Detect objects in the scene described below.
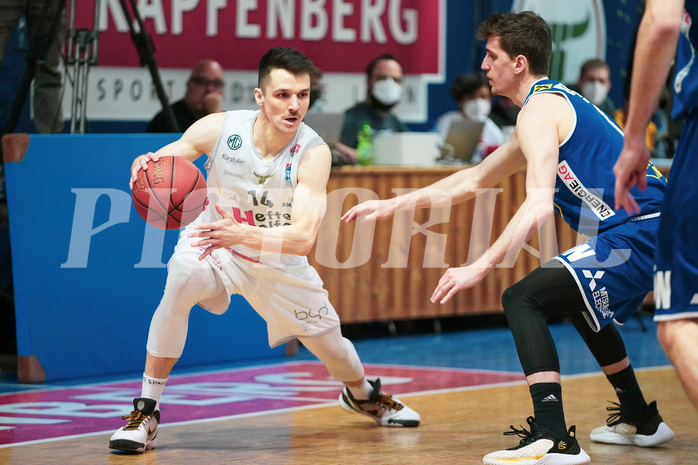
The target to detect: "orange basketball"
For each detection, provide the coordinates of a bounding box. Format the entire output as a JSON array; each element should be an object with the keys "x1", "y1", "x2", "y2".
[{"x1": 132, "y1": 156, "x2": 207, "y2": 229}]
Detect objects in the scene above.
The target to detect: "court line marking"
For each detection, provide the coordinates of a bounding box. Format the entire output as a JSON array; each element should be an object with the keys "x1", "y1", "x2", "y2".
[
  {"x1": 0, "y1": 360, "x2": 525, "y2": 396},
  {"x1": 0, "y1": 365, "x2": 675, "y2": 449}
]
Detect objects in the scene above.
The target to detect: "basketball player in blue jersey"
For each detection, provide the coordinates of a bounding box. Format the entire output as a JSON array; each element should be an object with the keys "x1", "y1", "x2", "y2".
[
  {"x1": 109, "y1": 47, "x2": 420, "y2": 453},
  {"x1": 615, "y1": 0, "x2": 698, "y2": 412},
  {"x1": 344, "y1": 11, "x2": 674, "y2": 464}
]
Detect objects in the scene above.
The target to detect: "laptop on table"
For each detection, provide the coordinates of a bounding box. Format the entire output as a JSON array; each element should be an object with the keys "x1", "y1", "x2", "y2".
[
  {"x1": 302, "y1": 112, "x2": 344, "y2": 145},
  {"x1": 440, "y1": 119, "x2": 485, "y2": 163}
]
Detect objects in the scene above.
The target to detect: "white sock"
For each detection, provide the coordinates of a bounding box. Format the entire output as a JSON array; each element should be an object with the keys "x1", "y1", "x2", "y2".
[
  {"x1": 347, "y1": 380, "x2": 373, "y2": 401},
  {"x1": 141, "y1": 373, "x2": 168, "y2": 410}
]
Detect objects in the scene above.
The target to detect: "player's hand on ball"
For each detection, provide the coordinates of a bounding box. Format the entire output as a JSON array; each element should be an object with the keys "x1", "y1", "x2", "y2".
[
  {"x1": 130, "y1": 152, "x2": 160, "y2": 189},
  {"x1": 189, "y1": 204, "x2": 244, "y2": 260}
]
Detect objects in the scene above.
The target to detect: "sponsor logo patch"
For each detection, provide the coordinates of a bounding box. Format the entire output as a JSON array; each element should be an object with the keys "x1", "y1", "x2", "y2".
[
  {"x1": 227, "y1": 134, "x2": 243, "y2": 150},
  {"x1": 558, "y1": 161, "x2": 615, "y2": 221}
]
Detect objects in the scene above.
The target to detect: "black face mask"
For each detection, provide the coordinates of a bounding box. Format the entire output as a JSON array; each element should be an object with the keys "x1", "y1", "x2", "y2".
[{"x1": 309, "y1": 88, "x2": 322, "y2": 109}]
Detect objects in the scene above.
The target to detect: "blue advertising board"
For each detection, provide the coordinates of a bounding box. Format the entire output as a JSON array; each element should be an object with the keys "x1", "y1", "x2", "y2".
[{"x1": 4, "y1": 134, "x2": 286, "y2": 382}]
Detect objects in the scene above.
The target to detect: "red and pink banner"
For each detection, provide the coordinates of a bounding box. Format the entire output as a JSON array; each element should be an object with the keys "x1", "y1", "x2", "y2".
[{"x1": 77, "y1": 0, "x2": 442, "y2": 75}]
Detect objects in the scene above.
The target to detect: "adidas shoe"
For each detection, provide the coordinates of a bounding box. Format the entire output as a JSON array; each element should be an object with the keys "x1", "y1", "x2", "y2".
[
  {"x1": 483, "y1": 416, "x2": 590, "y2": 465},
  {"x1": 339, "y1": 378, "x2": 420, "y2": 427},
  {"x1": 590, "y1": 400, "x2": 674, "y2": 447},
  {"x1": 109, "y1": 398, "x2": 160, "y2": 452}
]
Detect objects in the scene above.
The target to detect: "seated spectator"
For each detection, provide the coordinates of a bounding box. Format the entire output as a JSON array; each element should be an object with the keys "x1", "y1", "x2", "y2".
[
  {"x1": 571, "y1": 58, "x2": 616, "y2": 117},
  {"x1": 146, "y1": 59, "x2": 224, "y2": 133},
  {"x1": 335, "y1": 53, "x2": 407, "y2": 165},
  {"x1": 436, "y1": 73, "x2": 505, "y2": 160}
]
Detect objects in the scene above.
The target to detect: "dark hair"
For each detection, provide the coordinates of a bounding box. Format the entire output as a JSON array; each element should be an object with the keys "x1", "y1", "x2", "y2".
[
  {"x1": 450, "y1": 73, "x2": 490, "y2": 101},
  {"x1": 476, "y1": 11, "x2": 552, "y2": 76},
  {"x1": 366, "y1": 53, "x2": 402, "y2": 79},
  {"x1": 258, "y1": 47, "x2": 316, "y2": 88},
  {"x1": 579, "y1": 58, "x2": 609, "y2": 78}
]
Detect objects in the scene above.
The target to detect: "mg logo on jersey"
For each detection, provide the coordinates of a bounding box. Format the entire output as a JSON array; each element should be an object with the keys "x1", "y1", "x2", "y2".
[
  {"x1": 227, "y1": 135, "x2": 243, "y2": 150},
  {"x1": 513, "y1": 0, "x2": 606, "y2": 83}
]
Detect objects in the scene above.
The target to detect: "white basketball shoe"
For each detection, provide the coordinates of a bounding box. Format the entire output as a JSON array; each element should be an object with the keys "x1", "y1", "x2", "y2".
[{"x1": 109, "y1": 397, "x2": 160, "y2": 452}]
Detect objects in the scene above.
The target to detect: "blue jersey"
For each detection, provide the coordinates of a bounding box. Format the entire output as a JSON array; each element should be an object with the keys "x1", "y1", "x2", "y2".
[
  {"x1": 654, "y1": 0, "x2": 698, "y2": 319},
  {"x1": 522, "y1": 79, "x2": 666, "y2": 236},
  {"x1": 672, "y1": 0, "x2": 698, "y2": 120}
]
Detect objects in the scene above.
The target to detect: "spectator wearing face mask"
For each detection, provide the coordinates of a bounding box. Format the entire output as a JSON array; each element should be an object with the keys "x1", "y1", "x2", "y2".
[
  {"x1": 572, "y1": 58, "x2": 616, "y2": 117},
  {"x1": 335, "y1": 53, "x2": 408, "y2": 164},
  {"x1": 436, "y1": 73, "x2": 505, "y2": 160}
]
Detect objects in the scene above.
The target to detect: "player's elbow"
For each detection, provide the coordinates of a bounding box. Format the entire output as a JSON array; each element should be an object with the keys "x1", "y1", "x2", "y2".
[
  {"x1": 647, "y1": 11, "x2": 681, "y2": 41},
  {"x1": 295, "y1": 238, "x2": 316, "y2": 256},
  {"x1": 291, "y1": 229, "x2": 319, "y2": 256}
]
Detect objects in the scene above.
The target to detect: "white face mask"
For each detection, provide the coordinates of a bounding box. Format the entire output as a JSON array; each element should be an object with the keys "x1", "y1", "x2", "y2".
[
  {"x1": 581, "y1": 81, "x2": 609, "y2": 106},
  {"x1": 371, "y1": 78, "x2": 403, "y2": 106},
  {"x1": 463, "y1": 98, "x2": 491, "y2": 121}
]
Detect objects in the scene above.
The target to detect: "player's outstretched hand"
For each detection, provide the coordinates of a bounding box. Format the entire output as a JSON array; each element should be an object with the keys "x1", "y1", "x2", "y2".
[
  {"x1": 613, "y1": 139, "x2": 650, "y2": 215},
  {"x1": 130, "y1": 152, "x2": 160, "y2": 189},
  {"x1": 341, "y1": 199, "x2": 396, "y2": 223},
  {"x1": 431, "y1": 264, "x2": 489, "y2": 304},
  {"x1": 189, "y1": 203, "x2": 243, "y2": 260}
]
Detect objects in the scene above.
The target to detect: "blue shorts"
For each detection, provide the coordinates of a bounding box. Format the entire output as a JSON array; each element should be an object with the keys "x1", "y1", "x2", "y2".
[
  {"x1": 654, "y1": 114, "x2": 698, "y2": 321},
  {"x1": 553, "y1": 216, "x2": 659, "y2": 331}
]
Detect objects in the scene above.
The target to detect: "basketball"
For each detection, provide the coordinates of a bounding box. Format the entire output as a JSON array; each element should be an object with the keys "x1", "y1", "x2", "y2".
[{"x1": 132, "y1": 155, "x2": 207, "y2": 229}]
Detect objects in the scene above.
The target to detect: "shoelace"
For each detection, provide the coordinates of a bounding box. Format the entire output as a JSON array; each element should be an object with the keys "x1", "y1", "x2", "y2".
[
  {"x1": 376, "y1": 393, "x2": 404, "y2": 412},
  {"x1": 503, "y1": 423, "x2": 544, "y2": 446},
  {"x1": 122, "y1": 410, "x2": 148, "y2": 430},
  {"x1": 604, "y1": 401, "x2": 623, "y2": 425}
]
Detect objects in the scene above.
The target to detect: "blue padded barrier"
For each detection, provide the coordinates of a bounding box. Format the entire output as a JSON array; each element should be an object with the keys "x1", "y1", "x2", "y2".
[{"x1": 4, "y1": 134, "x2": 286, "y2": 382}]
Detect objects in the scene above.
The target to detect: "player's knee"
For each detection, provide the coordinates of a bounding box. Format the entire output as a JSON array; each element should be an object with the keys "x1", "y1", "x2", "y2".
[
  {"x1": 502, "y1": 280, "x2": 527, "y2": 315},
  {"x1": 319, "y1": 337, "x2": 353, "y2": 365},
  {"x1": 303, "y1": 334, "x2": 363, "y2": 381},
  {"x1": 324, "y1": 338, "x2": 363, "y2": 382},
  {"x1": 166, "y1": 254, "x2": 211, "y2": 295}
]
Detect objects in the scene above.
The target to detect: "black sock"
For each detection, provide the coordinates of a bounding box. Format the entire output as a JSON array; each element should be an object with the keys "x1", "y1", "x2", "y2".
[
  {"x1": 606, "y1": 365, "x2": 647, "y2": 421},
  {"x1": 530, "y1": 382, "x2": 566, "y2": 436}
]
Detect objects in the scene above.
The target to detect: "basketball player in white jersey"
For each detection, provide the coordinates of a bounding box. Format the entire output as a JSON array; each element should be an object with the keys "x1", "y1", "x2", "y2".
[{"x1": 109, "y1": 47, "x2": 420, "y2": 453}]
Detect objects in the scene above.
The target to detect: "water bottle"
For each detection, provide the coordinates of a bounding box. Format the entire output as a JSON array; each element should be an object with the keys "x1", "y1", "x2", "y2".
[{"x1": 356, "y1": 123, "x2": 373, "y2": 166}]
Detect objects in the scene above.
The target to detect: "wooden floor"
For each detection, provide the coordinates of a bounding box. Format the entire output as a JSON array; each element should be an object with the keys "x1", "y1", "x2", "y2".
[{"x1": 1, "y1": 367, "x2": 695, "y2": 464}]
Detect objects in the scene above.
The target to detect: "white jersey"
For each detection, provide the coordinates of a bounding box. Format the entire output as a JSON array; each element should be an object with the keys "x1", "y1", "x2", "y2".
[{"x1": 195, "y1": 109, "x2": 324, "y2": 265}]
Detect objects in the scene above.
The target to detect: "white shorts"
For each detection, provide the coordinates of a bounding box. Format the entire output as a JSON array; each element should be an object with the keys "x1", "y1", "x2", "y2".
[{"x1": 171, "y1": 227, "x2": 341, "y2": 347}]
